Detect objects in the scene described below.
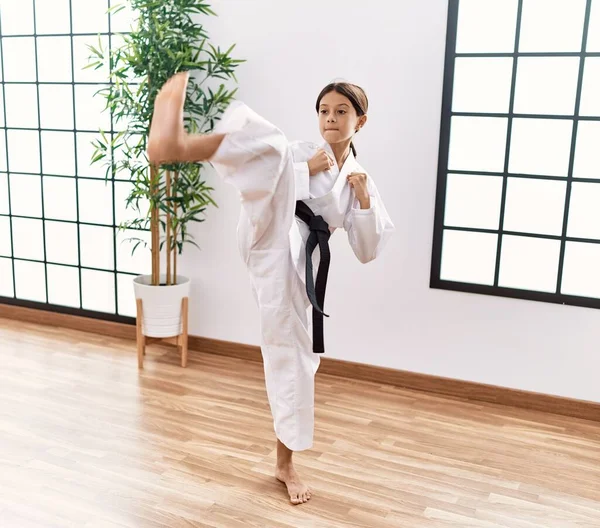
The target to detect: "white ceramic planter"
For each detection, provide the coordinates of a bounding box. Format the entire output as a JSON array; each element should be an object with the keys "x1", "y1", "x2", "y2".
[{"x1": 133, "y1": 274, "x2": 191, "y2": 338}]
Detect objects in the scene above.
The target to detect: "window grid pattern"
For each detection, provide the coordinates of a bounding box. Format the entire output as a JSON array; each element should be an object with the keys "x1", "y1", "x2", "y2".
[
  {"x1": 431, "y1": 0, "x2": 600, "y2": 309},
  {"x1": 0, "y1": 0, "x2": 143, "y2": 322}
]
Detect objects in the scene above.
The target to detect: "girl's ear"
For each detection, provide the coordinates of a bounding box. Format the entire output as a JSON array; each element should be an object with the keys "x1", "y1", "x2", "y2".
[{"x1": 356, "y1": 114, "x2": 368, "y2": 131}]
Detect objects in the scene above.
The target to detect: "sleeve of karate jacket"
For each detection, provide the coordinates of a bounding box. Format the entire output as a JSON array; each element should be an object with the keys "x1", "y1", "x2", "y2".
[
  {"x1": 289, "y1": 141, "x2": 311, "y2": 201},
  {"x1": 343, "y1": 176, "x2": 395, "y2": 264}
]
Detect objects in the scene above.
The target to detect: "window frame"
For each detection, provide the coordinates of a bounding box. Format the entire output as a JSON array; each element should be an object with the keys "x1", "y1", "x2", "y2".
[{"x1": 430, "y1": 0, "x2": 600, "y2": 309}]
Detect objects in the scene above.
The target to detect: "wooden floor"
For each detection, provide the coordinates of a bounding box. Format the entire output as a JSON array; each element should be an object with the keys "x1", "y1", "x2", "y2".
[{"x1": 1, "y1": 319, "x2": 600, "y2": 528}]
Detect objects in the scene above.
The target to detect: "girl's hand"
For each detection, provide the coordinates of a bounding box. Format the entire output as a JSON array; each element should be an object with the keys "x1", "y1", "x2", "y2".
[
  {"x1": 347, "y1": 172, "x2": 371, "y2": 209},
  {"x1": 308, "y1": 149, "x2": 334, "y2": 176}
]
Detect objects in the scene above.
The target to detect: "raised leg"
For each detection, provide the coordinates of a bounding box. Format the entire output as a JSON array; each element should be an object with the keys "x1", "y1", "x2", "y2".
[
  {"x1": 136, "y1": 298, "x2": 145, "y2": 369},
  {"x1": 147, "y1": 71, "x2": 225, "y2": 164}
]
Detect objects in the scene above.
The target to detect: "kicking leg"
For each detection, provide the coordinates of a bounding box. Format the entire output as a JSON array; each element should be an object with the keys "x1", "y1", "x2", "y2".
[{"x1": 147, "y1": 71, "x2": 225, "y2": 164}]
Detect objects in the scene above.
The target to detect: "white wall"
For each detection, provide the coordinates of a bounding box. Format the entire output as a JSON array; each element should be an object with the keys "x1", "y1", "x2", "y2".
[{"x1": 180, "y1": 0, "x2": 600, "y2": 403}]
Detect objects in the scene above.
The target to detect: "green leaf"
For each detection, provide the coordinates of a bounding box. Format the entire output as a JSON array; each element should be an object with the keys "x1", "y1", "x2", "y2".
[{"x1": 108, "y1": 3, "x2": 127, "y2": 16}]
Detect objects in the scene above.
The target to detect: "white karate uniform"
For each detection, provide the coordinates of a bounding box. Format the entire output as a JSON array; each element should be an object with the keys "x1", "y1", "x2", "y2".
[{"x1": 210, "y1": 102, "x2": 394, "y2": 451}]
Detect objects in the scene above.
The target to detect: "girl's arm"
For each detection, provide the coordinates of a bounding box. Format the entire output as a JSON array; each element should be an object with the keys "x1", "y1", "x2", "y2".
[
  {"x1": 290, "y1": 141, "x2": 313, "y2": 200},
  {"x1": 343, "y1": 175, "x2": 395, "y2": 264}
]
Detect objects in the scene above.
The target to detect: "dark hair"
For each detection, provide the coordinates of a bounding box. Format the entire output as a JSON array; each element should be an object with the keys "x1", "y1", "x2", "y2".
[{"x1": 315, "y1": 82, "x2": 368, "y2": 157}]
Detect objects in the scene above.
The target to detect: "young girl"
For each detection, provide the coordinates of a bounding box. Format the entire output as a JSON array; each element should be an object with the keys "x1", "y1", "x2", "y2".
[{"x1": 148, "y1": 72, "x2": 394, "y2": 505}]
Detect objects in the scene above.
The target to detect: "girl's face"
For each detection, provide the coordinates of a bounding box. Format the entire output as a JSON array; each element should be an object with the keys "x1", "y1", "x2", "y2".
[{"x1": 318, "y1": 91, "x2": 366, "y2": 146}]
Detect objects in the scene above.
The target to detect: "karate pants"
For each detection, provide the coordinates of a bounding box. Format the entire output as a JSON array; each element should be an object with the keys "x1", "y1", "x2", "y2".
[{"x1": 210, "y1": 102, "x2": 321, "y2": 451}]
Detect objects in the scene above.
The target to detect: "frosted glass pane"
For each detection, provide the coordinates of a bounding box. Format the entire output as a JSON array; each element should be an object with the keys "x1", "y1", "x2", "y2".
[
  {"x1": 4, "y1": 84, "x2": 38, "y2": 128},
  {"x1": 36, "y1": 37, "x2": 72, "y2": 83},
  {"x1": 2, "y1": 38, "x2": 36, "y2": 82},
  {"x1": 448, "y1": 117, "x2": 508, "y2": 173},
  {"x1": 456, "y1": 0, "x2": 518, "y2": 53},
  {"x1": 7, "y1": 131, "x2": 40, "y2": 173},
  {"x1": 75, "y1": 85, "x2": 110, "y2": 132},
  {"x1": 47, "y1": 265, "x2": 80, "y2": 308},
  {"x1": 10, "y1": 174, "x2": 42, "y2": 217},
  {"x1": 579, "y1": 58, "x2": 600, "y2": 117},
  {"x1": 45, "y1": 221, "x2": 78, "y2": 265},
  {"x1": 39, "y1": 85, "x2": 74, "y2": 130},
  {"x1": 499, "y1": 235, "x2": 560, "y2": 292},
  {"x1": 73, "y1": 35, "x2": 109, "y2": 83},
  {"x1": 0, "y1": 131, "x2": 6, "y2": 171},
  {"x1": 444, "y1": 174, "x2": 503, "y2": 230},
  {"x1": 80, "y1": 225, "x2": 114, "y2": 270},
  {"x1": 513, "y1": 57, "x2": 579, "y2": 115},
  {"x1": 41, "y1": 132, "x2": 76, "y2": 176},
  {"x1": 115, "y1": 181, "x2": 149, "y2": 225},
  {"x1": 110, "y1": 3, "x2": 136, "y2": 33},
  {"x1": 14, "y1": 260, "x2": 46, "y2": 302},
  {"x1": 0, "y1": 258, "x2": 14, "y2": 297},
  {"x1": 573, "y1": 121, "x2": 600, "y2": 179},
  {"x1": 0, "y1": 173, "x2": 9, "y2": 214},
  {"x1": 0, "y1": 0, "x2": 34, "y2": 35},
  {"x1": 0, "y1": 86, "x2": 4, "y2": 127},
  {"x1": 76, "y1": 133, "x2": 105, "y2": 178},
  {"x1": 12, "y1": 218, "x2": 44, "y2": 260},
  {"x1": 440, "y1": 230, "x2": 498, "y2": 285},
  {"x1": 519, "y1": 0, "x2": 586, "y2": 53},
  {"x1": 81, "y1": 269, "x2": 115, "y2": 313},
  {"x1": 588, "y1": 0, "x2": 600, "y2": 51},
  {"x1": 35, "y1": 0, "x2": 71, "y2": 35},
  {"x1": 509, "y1": 119, "x2": 573, "y2": 176},
  {"x1": 452, "y1": 58, "x2": 513, "y2": 114},
  {"x1": 503, "y1": 178, "x2": 566, "y2": 236},
  {"x1": 0, "y1": 216, "x2": 11, "y2": 256},
  {"x1": 43, "y1": 177, "x2": 77, "y2": 221},
  {"x1": 117, "y1": 273, "x2": 136, "y2": 317},
  {"x1": 116, "y1": 229, "x2": 150, "y2": 275},
  {"x1": 78, "y1": 180, "x2": 113, "y2": 225},
  {"x1": 561, "y1": 242, "x2": 600, "y2": 298},
  {"x1": 567, "y1": 183, "x2": 600, "y2": 239},
  {"x1": 71, "y1": 0, "x2": 109, "y2": 34}
]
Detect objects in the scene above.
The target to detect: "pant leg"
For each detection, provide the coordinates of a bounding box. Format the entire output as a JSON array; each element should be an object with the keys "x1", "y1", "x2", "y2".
[
  {"x1": 210, "y1": 101, "x2": 294, "y2": 248},
  {"x1": 258, "y1": 257, "x2": 320, "y2": 452},
  {"x1": 210, "y1": 102, "x2": 320, "y2": 451}
]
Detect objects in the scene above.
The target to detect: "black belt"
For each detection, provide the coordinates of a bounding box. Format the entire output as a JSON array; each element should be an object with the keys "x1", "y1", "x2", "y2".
[{"x1": 295, "y1": 200, "x2": 331, "y2": 354}]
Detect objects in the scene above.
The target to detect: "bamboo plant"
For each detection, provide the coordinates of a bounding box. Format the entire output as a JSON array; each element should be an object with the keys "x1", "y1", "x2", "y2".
[{"x1": 87, "y1": 0, "x2": 243, "y2": 286}]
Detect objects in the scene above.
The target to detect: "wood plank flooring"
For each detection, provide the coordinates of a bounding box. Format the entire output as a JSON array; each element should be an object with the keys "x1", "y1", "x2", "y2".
[{"x1": 1, "y1": 317, "x2": 600, "y2": 527}]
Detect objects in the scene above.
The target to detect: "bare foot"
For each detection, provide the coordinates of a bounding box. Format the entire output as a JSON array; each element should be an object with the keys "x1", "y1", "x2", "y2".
[
  {"x1": 275, "y1": 464, "x2": 312, "y2": 505},
  {"x1": 147, "y1": 71, "x2": 189, "y2": 164},
  {"x1": 147, "y1": 71, "x2": 226, "y2": 164}
]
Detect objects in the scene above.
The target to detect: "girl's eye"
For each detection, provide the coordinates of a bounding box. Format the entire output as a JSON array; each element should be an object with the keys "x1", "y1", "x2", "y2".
[
  {"x1": 338, "y1": 110, "x2": 346, "y2": 115},
  {"x1": 320, "y1": 110, "x2": 327, "y2": 114}
]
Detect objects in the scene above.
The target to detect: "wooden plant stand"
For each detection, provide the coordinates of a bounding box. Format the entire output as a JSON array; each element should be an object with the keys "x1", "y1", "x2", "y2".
[{"x1": 135, "y1": 297, "x2": 189, "y2": 369}]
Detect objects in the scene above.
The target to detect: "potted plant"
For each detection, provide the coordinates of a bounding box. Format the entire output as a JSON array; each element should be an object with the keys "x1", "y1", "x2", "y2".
[{"x1": 87, "y1": 0, "x2": 243, "y2": 367}]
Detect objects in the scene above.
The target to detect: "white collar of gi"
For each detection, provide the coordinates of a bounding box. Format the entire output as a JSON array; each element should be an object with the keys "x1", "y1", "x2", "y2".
[
  {"x1": 321, "y1": 142, "x2": 356, "y2": 173},
  {"x1": 322, "y1": 142, "x2": 359, "y2": 194}
]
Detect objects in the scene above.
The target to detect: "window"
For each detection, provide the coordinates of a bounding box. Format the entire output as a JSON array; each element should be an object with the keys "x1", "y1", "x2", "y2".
[
  {"x1": 0, "y1": 0, "x2": 141, "y2": 322},
  {"x1": 431, "y1": 0, "x2": 600, "y2": 308}
]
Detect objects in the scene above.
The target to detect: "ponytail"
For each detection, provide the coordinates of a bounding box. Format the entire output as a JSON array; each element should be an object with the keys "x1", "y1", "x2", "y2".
[{"x1": 350, "y1": 141, "x2": 357, "y2": 157}]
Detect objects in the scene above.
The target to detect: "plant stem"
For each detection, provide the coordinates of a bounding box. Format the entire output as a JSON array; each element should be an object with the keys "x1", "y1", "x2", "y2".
[
  {"x1": 166, "y1": 170, "x2": 172, "y2": 286},
  {"x1": 174, "y1": 170, "x2": 179, "y2": 285},
  {"x1": 151, "y1": 164, "x2": 160, "y2": 286}
]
